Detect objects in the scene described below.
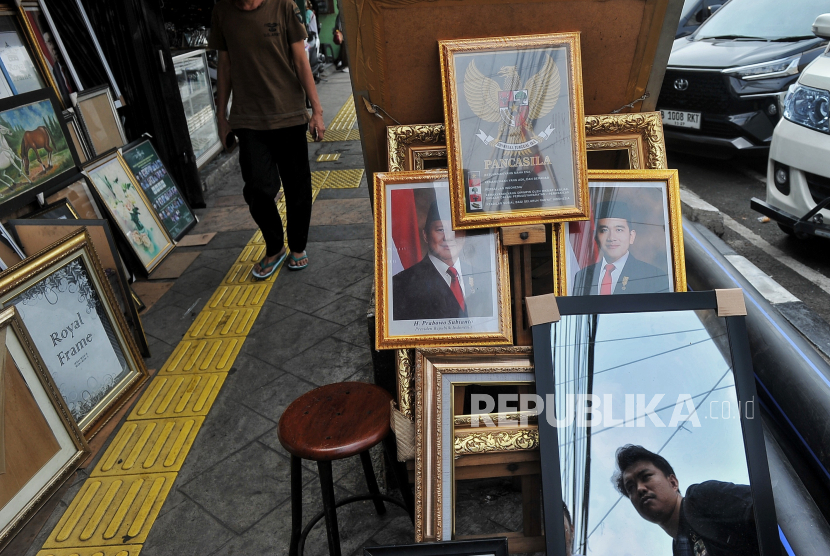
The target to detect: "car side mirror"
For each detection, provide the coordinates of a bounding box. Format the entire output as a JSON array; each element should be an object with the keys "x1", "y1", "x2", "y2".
[
  {"x1": 813, "y1": 13, "x2": 830, "y2": 40},
  {"x1": 708, "y1": 4, "x2": 723, "y2": 16},
  {"x1": 695, "y1": 8, "x2": 707, "y2": 23}
]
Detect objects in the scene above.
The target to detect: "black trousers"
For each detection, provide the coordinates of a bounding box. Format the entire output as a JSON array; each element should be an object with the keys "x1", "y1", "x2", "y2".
[{"x1": 235, "y1": 125, "x2": 312, "y2": 257}]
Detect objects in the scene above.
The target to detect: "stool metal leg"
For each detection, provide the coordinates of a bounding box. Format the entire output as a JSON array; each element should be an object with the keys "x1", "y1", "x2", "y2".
[
  {"x1": 359, "y1": 450, "x2": 386, "y2": 515},
  {"x1": 289, "y1": 455, "x2": 302, "y2": 556},
  {"x1": 317, "y1": 460, "x2": 341, "y2": 556},
  {"x1": 382, "y1": 435, "x2": 415, "y2": 522}
]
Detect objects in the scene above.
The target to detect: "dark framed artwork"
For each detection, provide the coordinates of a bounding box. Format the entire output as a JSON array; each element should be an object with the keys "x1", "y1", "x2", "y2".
[
  {"x1": 0, "y1": 88, "x2": 80, "y2": 215},
  {"x1": 23, "y1": 198, "x2": 77, "y2": 220},
  {"x1": 364, "y1": 537, "x2": 509, "y2": 555},
  {"x1": 530, "y1": 292, "x2": 778, "y2": 556},
  {"x1": 120, "y1": 138, "x2": 197, "y2": 241},
  {"x1": 0, "y1": 9, "x2": 48, "y2": 98},
  {"x1": 439, "y1": 33, "x2": 588, "y2": 229},
  {"x1": 8, "y1": 217, "x2": 150, "y2": 357},
  {"x1": 374, "y1": 170, "x2": 512, "y2": 349},
  {"x1": 61, "y1": 109, "x2": 91, "y2": 163}
]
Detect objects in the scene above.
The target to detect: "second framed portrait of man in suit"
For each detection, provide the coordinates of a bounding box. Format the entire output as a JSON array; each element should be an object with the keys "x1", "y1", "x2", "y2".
[
  {"x1": 554, "y1": 169, "x2": 686, "y2": 296},
  {"x1": 374, "y1": 171, "x2": 512, "y2": 349}
]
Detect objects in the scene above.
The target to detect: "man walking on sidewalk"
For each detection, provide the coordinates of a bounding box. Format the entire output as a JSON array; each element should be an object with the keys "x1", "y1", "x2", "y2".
[{"x1": 210, "y1": 0, "x2": 325, "y2": 278}]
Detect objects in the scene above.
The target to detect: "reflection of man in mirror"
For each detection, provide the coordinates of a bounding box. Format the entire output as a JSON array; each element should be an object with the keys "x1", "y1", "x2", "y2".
[
  {"x1": 571, "y1": 201, "x2": 670, "y2": 295},
  {"x1": 393, "y1": 201, "x2": 491, "y2": 320},
  {"x1": 613, "y1": 445, "x2": 759, "y2": 556},
  {"x1": 42, "y1": 31, "x2": 72, "y2": 102}
]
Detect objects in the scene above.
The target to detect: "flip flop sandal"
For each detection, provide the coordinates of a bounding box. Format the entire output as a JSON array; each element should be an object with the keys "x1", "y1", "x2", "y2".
[
  {"x1": 251, "y1": 252, "x2": 286, "y2": 280},
  {"x1": 287, "y1": 251, "x2": 308, "y2": 271}
]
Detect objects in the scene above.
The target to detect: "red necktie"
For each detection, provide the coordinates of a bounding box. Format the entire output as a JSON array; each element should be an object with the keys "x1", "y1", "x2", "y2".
[
  {"x1": 600, "y1": 263, "x2": 616, "y2": 295},
  {"x1": 447, "y1": 267, "x2": 466, "y2": 311}
]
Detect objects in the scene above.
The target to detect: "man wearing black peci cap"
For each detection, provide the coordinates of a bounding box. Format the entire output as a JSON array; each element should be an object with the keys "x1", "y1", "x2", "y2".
[
  {"x1": 572, "y1": 200, "x2": 670, "y2": 295},
  {"x1": 392, "y1": 201, "x2": 492, "y2": 320}
]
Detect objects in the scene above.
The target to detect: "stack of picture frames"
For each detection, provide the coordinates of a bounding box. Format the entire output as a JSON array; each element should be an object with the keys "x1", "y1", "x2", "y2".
[{"x1": 372, "y1": 33, "x2": 696, "y2": 554}]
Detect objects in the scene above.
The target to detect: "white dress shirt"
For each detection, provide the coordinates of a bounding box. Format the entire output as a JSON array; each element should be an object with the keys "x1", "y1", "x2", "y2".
[
  {"x1": 428, "y1": 254, "x2": 466, "y2": 297},
  {"x1": 595, "y1": 251, "x2": 629, "y2": 294}
]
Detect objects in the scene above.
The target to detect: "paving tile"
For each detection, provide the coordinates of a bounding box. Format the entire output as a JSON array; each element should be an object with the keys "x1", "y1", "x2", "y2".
[
  {"x1": 180, "y1": 443, "x2": 296, "y2": 533},
  {"x1": 264, "y1": 280, "x2": 343, "y2": 313},
  {"x1": 168, "y1": 266, "x2": 227, "y2": 300},
  {"x1": 345, "y1": 363, "x2": 373, "y2": 383},
  {"x1": 199, "y1": 230, "x2": 257, "y2": 251},
  {"x1": 175, "y1": 394, "x2": 276, "y2": 486},
  {"x1": 141, "y1": 303, "x2": 200, "y2": 346},
  {"x1": 241, "y1": 372, "x2": 317, "y2": 423},
  {"x1": 313, "y1": 295, "x2": 370, "y2": 326},
  {"x1": 307, "y1": 223, "x2": 374, "y2": 242},
  {"x1": 310, "y1": 199, "x2": 372, "y2": 226},
  {"x1": 256, "y1": 427, "x2": 316, "y2": 472},
  {"x1": 282, "y1": 337, "x2": 372, "y2": 386},
  {"x1": 211, "y1": 194, "x2": 247, "y2": 207},
  {"x1": 140, "y1": 498, "x2": 234, "y2": 556},
  {"x1": 193, "y1": 206, "x2": 258, "y2": 233},
  {"x1": 315, "y1": 186, "x2": 370, "y2": 200},
  {"x1": 311, "y1": 238, "x2": 373, "y2": 259},
  {"x1": 207, "y1": 482, "x2": 352, "y2": 556},
  {"x1": 240, "y1": 312, "x2": 342, "y2": 365},
  {"x1": 245, "y1": 299, "x2": 297, "y2": 330},
  {"x1": 222, "y1": 352, "x2": 285, "y2": 400},
  {"x1": 333, "y1": 320, "x2": 371, "y2": 350},
  {"x1": 160, "y1": 337, "x2": 245, "y2": 375},
  {"x1": 302, "y1": 498, "x2": 409, "y2": 556},
  {"x1": 144, "y1": 334, "x2": 176, "y2": 373},
  {"x1": 362, "y1": 513, "x2": 414, "y2": 547},
  {"x1": 302, "y1": 256, "x2": 373, "y2": 293},
  {"x1": 342, "y1": 275, "x2": 374, "y2": 302}
]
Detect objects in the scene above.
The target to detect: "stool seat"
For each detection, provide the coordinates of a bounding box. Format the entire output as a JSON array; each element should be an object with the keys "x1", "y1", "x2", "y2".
[{"x1": 278, "y1": 382, "x2": 392, "y2": 461}]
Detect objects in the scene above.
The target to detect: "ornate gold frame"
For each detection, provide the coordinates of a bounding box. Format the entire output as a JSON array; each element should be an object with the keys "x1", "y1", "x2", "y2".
[
  {"x1": 374, "y1": 171, "x2": 513, "y2": 349},
  {"x1": 552, "y1": 169, "x2": 687, "y2": 295},
  {"x1": 440, "y1": 33, "x2": 589, "y2": 229},
  {"x1": 387, "y1": 112, "x2": 666, "y2": 173},
  {"x1": 414, "y1": 346, "x2": 535, "y2": 542},
  {"x1": 0, "y1": 305, "x2": 88, "y2": 551},
  {"x1": 0, "y1": 228, "x2": 149, "y2": 439},
  {"x1": 16, "y1": 3, "x2": 65, "y2": 108}
]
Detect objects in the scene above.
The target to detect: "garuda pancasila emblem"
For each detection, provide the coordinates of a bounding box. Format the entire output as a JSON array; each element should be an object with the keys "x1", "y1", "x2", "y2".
[{"x1": 463, "y1": 54, "x2": 560, "y2": 152}]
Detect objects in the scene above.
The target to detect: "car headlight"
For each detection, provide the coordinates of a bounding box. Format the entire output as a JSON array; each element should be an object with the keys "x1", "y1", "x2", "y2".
[
  {"x1": 723, "y1": 55, "x2": 800, "y2": 81},
  {"x1": 784, "y1": 83, "x2": 830, "y2": 133}
]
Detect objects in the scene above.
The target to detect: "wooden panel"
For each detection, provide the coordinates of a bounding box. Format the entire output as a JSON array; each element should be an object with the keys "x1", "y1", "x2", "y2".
[{"x1": 500, "y1": 225, "x2": 547, "y2": 246}]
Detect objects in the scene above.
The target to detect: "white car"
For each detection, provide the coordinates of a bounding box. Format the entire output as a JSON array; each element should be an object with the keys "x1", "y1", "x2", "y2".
[{"x1": 752, "y1": 14, "x2": 830, "y2": 239}]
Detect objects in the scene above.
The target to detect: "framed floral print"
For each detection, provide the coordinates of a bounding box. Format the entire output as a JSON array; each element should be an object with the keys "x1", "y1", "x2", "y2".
[{"x1": 439, "y1": 33, "x2": 589, "y2": 229}]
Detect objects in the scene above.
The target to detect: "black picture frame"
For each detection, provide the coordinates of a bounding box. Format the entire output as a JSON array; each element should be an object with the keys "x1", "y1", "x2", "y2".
[
  {"x1": 24, "y1": 198, "x2": 78, "y2": 220},
  {"x1": 0, "y1": 88, "x2": 81, "y2": 216},
  {"x1": 530, "y1": 291, "x2": 778, "y2": 556},
  {"x1": 364, "y1": 537, "x2": 509, "y2": 555}
]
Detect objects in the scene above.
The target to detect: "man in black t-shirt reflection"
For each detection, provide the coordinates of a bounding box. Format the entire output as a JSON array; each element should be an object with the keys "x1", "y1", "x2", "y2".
[{"x1": 613, "y1": 444, "x2": 759, "y2": 556}]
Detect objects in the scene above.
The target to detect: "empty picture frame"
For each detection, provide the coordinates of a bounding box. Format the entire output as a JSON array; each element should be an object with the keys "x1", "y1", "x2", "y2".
[
  {"x1": 44, "y1": 174, "x2": 103, "y2": 220},
  {"x1": 8, "y1": 218, "x2": 150, "y2": 357},
  {"x1": 0, "y1": 305, "x2": 88, "y2": 551},
  {"x1": 74, "y1": 85, "x2": 126, "y2": 157},
  {"x1": 530, "y1": 292, "x2": 778, "y2": 556},
  {"x1": 84, "y1": 152, "x2": 175, "y2": 274},
  {"x1": 0, "y1": 228, "x2": 149, "y2": 439}
]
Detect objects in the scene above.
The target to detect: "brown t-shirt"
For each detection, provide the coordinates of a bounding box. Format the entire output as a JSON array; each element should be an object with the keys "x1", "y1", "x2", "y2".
[{"x1": 209, "y1": 0, "x2": 309, "y2": 130}]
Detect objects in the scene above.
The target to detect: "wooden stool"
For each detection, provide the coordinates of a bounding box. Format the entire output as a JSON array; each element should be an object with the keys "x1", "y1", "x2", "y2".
[{"x1": 278, "y1": 382, "x2": 414, "y2": 556}]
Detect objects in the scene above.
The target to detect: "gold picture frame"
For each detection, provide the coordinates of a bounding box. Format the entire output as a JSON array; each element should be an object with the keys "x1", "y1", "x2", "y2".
[
  {"x1": 374, "y1": 171, "x2": 512, "y2": 349},
  {"x1": 0, "y1": 305, "x2": 89, "y2": 551},
  {"x1": 0, "y1": 228, "x2": 149, "y2": 439},
  {"x1": 553, "y1": 169, "x2": 686, "y2": 295},
  {"x1": 440, "y1": 33, "x2": 589, "y2": 229},
  {"x1": 387, "y1": 112, "x2": 667, "y2": 173},
  {"x1": 414, "y1": 346, "x2": 537, "y2": 543}
]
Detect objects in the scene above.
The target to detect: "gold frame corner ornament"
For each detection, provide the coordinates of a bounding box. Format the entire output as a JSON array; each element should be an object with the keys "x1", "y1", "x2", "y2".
[
  {"x1": 373, "y1": 170, "x2": 513, "y2": 350},
  {"x1": 439, "y1": 33, "x2": 589, "y2": 230}
]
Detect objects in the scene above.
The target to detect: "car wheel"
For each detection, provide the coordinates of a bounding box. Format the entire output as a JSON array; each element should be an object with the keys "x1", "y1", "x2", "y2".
[
  {"x1": 778, "y1": 223, "x2": 811, "y2": 240},
  {"x1": 777, "y1": 223, "x2": 794, "y2": 236}
]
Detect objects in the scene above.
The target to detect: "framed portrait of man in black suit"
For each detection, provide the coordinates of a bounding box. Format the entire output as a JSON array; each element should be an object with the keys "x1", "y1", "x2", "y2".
[
  {"x1": 374, "y1": 171, "x2": 512, "y2": 349},
  {"x1": 553, "y1": 169, "x2": 686, "y2": 296}
]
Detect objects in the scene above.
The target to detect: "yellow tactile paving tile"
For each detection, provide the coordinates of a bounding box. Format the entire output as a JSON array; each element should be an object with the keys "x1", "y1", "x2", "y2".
[
  {"x1": 316, "y1": 153, "x2": 341, "y2": 162},
  {"x1": 185, "y1": 308, "x2": 260, "y2": 339},
  {"x1": 236, "y1": 243, "x2": 267, "y2": 265},
  {"x1": 324, "y1": 169, "x2": 364, "y2": 189},
  {"x1": 42, "y1": 474, "x2": 176, "y2": 548},
  {"x1": 305, "y1": 129, "x2": 359, "y2": 142},
  {"x1": 37, "y1": 545, "x2": 142, "y2": 556},
  {"x1": 205, "y1": 284, "x2": 270, "y2": 310},
  {"x1": 90, "y1": 417, "x2": 203, "y2": 477},
  {"x1": 160, "y1": 337, "x2": 244, "y2": 375},
  {"x1": 130, "y1": 374, "x2": 226, "y2": 420},
  {"x1": 328, "y1": 94, "x2": 356, "y2": 131},
  {"x1": 221, "y1": 262, "x2": 280, "y2": 285},
  {"x1": 311, "y1": 170, "x2": 330, "y2": 189},
  {"x1": 250, "y1": 230, "x2": 265, "y2": 244}
]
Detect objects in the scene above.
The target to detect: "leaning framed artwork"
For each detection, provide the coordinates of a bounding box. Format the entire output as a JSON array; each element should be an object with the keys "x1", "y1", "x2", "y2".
[
  {"x1": 74, "y1": 85, "x2": 125, "y2": 157},
  {"x1": 84, "y1": 152, "x2": 174, "y2": 273},
  {"x1": 374, "y1": 171, "x2": 512, "y2": 349},
  {"x1": 553, "y1": 169, "x2": 686, "y2": 296},
  {"x1": 439, "y1": 33, "x2": 589, "y2": 229},
  {"x1": 0, "y1": 228, "x2": 149, "y2": 439},
  {"x1": 0, "y1": 305, "x2": 88, "y2": 551},
  {"x1": 0, "y1": 88, "x2": 80, "y2": 215},
  {"x1": 530, "y1": 292, "x2": 779, "y2": 556}
]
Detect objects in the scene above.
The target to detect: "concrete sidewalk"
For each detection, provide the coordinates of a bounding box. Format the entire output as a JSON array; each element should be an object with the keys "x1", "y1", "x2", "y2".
[{"x1": 26, "y1": 70, "x2": 413, "y2": 556}]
